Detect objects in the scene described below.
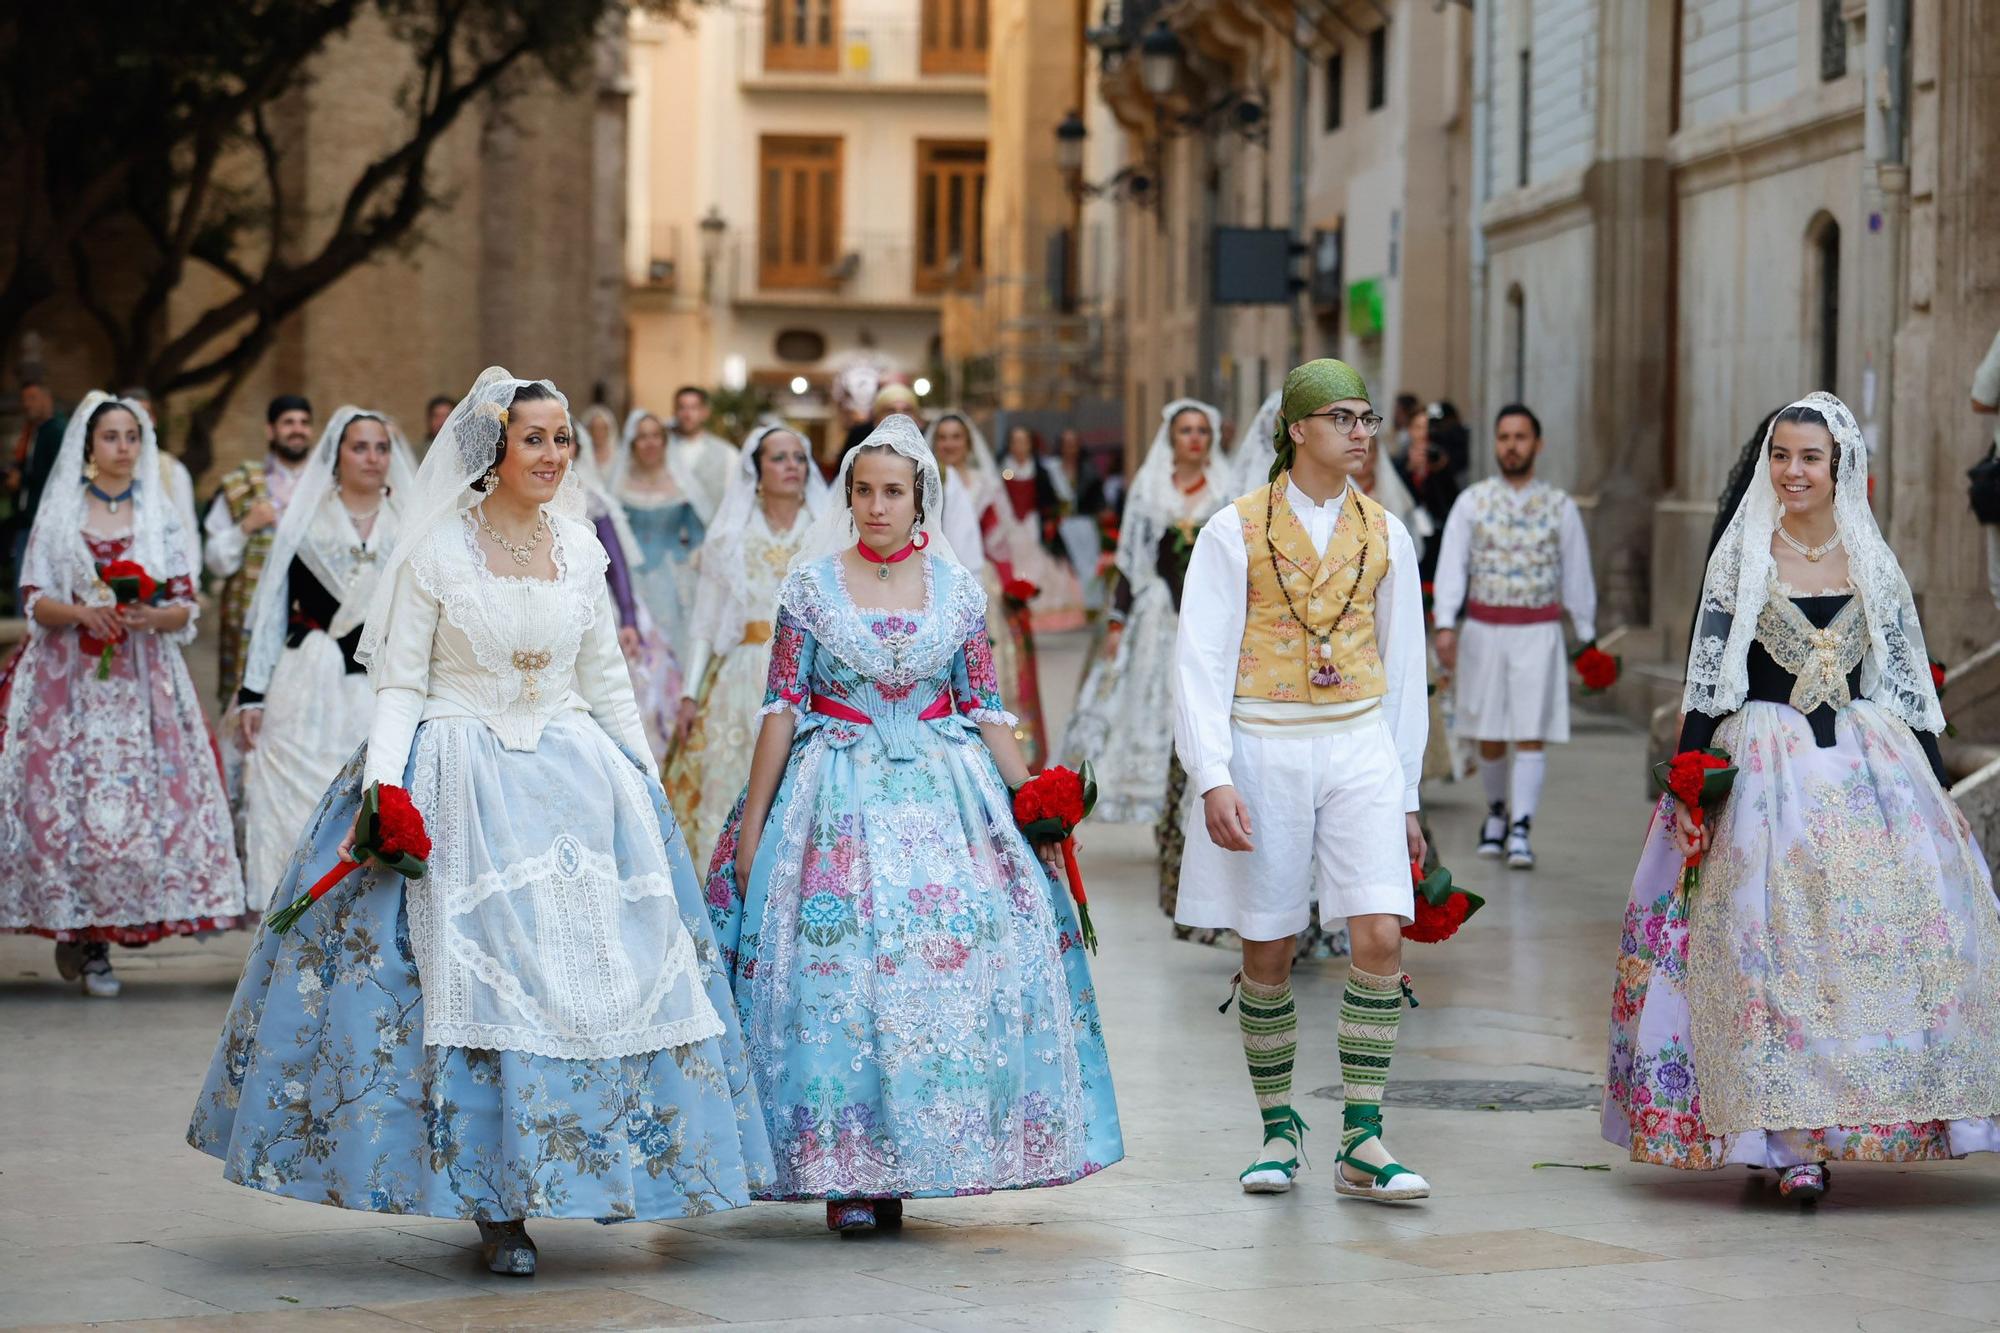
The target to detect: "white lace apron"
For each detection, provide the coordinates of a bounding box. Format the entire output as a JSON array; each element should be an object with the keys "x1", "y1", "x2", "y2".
[{"x1": 401, "y1": 514, "x2": 720, "y2": 1060}]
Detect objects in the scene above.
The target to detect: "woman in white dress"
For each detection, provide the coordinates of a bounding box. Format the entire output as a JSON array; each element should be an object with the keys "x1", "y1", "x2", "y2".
[
  {"x1": 1059, "y1": 398, "x2": 1230, "y2": 823},
  {"x1": 237, "y1": 407, "x2": 416, "y2": 909},
  {"x1": 927, "y1": 412, "x2": 1047, "y2": 768},
  {"x1": 665, "y1": 425, "x2": 827, "y2": 864},
  {"x1": 190, "y1": 368, "x2": 771, "y2": 1275}
]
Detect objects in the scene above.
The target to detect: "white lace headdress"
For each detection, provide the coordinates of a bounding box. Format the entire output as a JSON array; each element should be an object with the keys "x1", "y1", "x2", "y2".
[
  {"x1": 1685, "y1": 390, "x2": 1943, "y2": 733},
  {"x1": 20, "y1": 391, "x2": 192, "y2": 608},
  {"x1": 352, "y1": 366, "x2": 581, "y2": 673},
  {"x1": 691, "y1": 425, "x2": 829, "y2": 653},
  {"x1": 924, "y1": 410, "x2": 999, "y2": 481},
  {"x1": 1118, "y1": 397, "x2": 1229, "y2": 588},
  {"x1": 1230, "y1": 390, "x2": 1283, "y2": 495},
  {"x1": 239, "y1": 406, "x2": 418, "y2": 697},
  {"x1": 789, "y1": 414, "x2": 960, "y2": 571}
]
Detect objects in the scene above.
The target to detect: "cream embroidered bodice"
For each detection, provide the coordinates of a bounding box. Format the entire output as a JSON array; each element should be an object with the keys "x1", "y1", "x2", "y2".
[
  {"x1": 362, "y1": 509, "x2": 647, "y2": 786},
  {"x1": 1754, "y1": 580, "x2": 1866, "y2": 717}
]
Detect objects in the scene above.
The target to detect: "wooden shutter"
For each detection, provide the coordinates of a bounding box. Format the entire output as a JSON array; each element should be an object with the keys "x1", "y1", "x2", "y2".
[
  {"x1": 766, "y1": 0, "x2": 838, "y2": 73},
  {"x1": 920, "y1": 0, "x2": 987, "y2": 75},
  {"x1": 914, "y1": 140, "x2": 986, "y2": 293},
  {"x1": 759, "y1": 136, "x2": 843, "y2": 289}
]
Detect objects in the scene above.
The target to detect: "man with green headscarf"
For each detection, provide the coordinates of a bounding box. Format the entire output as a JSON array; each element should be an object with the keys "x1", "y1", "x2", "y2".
[{"x1": 1171, "y1": 359, "x2": 1435, "y2": 1203}]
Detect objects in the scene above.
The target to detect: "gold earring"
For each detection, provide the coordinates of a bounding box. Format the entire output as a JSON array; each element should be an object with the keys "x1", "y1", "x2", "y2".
[
  {"x1": 479, "y1": 471, "x2": 497, "y2": 493},
  {"x1": 83, "y1": 459, "x2": 98, "y2": 483}
]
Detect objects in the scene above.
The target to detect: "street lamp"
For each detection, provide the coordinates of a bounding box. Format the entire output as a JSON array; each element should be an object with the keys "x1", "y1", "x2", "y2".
[
  {"x1": 698, "y1": 206, "x2": 727, "y2": 301},
  {"x1": 1139, "y1": 22, "x2": 1182, "y2": 99}
]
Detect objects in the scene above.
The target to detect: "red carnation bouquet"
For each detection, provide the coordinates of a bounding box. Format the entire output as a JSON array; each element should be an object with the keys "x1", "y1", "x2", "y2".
[
  {"x1": 1401, "y1": 858, "x2": 1485, "y2": 943},
  {"x1": 1652, "y1": 747, "x2": 1737, "y2": 895},
  {"x1": 82, "y1": 560, "x2": 162, "y2": 679},
  {"x1": 1572, "y1": 640, "x2": 1621, "y2": 695},
  {"x1": 1012, "y1": 762, "x2": 1099, "y2": 953},
  {"x1": 266, "y1": 782, "x2": 431, "y2": 932},
  {"x1": 1003, "y1": 577, "x2": 1041, "y2": 607}
]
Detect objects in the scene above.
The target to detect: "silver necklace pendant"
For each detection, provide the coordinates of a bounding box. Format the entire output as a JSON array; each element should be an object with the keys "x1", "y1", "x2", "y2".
[{"x1": 877, "y1": 564, "x2": 890, "y2": 582}]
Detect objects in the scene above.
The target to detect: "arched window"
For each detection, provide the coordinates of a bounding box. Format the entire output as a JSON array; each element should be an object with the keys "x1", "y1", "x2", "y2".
[
  {"x1": 1506, "y1": 283, "x2": 1527, "y2": 403},
  {"x1": 1807, "y1": 213, "x2": 1840, "y2": 393}
]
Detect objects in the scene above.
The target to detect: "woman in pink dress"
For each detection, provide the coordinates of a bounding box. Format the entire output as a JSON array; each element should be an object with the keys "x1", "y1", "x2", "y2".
[{"x1": 0, "y1": 392, "x2": 245, "y2": 996}]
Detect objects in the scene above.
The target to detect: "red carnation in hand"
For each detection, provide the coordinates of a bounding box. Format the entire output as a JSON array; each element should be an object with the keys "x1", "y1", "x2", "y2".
[
  {"x1": 1003, "y1": 577, "x2": 1041, "y2": 606},
  {"x1": 266, "y1": 782, "x2": 430, "y2": 933},
  {"x1": 82, "y1": 560, "x2": 161, "y2": 679},
  {"x1": 1013, "y1": 763, "x2": 1099, "y2": 953},
  {"x1": 1573, "y1": 642, "x2": 1620, "y2": 695},
  {"x1": 1652, "y1": 748, "x2": 1738, "y2": 895},
  {"x1": 1401, "y1": 858, "x2": 1484, "y2": 944}
]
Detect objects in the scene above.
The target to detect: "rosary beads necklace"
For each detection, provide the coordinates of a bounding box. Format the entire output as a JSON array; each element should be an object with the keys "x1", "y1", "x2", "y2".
[{"x1": 1265, "y1": 481, "x2": 1369, "y2": 689}]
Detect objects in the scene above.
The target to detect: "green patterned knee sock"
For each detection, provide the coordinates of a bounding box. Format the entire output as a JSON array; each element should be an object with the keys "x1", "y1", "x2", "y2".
[
  {"x1": 1338, "y1": 965, "x2": 1404, "y2": 1154},
  {"x1": 1237, "y1": 973, "x2": 1303, "y2": 1150}
]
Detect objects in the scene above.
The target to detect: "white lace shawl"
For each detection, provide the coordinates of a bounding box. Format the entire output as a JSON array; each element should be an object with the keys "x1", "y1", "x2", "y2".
[
  {"x1": 1117, "y1": 398, "x2": 1230, "y2": 590},
  {"x1": 1685, "y1": 391, "x2": 1943, "y2": 733},
  {"x1": 688, "y1": 425, "x2": 826, "y2": 660},
  {"x1": 240, "y1": 407, "x2": 417, "y2": 697},
  {"x1": 20, "y1": 392, "x2": 195, "y2": 639}
]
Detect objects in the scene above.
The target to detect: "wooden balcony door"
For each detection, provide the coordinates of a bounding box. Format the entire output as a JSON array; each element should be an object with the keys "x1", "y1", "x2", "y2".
[
  {"x1": 766, "y1": 0, "x2": 838, "y2": 73},
  {"x1": 915, "y1": 139, "x2": 986, "y2": 293},
  {"x1": 920, "y1": 0, "x2": 987, "y2": 75},
  {"x1": 759, "y1": 135, "x2": 843, "y2": 290}
]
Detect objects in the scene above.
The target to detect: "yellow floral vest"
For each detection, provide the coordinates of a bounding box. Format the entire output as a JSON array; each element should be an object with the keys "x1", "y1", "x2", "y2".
[{"x1": 1232, "y1": 479, "x2": 1389, "y2": 705}]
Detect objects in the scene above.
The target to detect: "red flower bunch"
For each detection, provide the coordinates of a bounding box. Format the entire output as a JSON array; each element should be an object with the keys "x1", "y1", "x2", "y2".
[
  {"x1": 1003, "y1": 577, "x2": 1041, "y2": 606},
  {"x1": 1573, "y1": 640, "x2": 1621, "y2": 695},
  {"x1": 267, "y1": 782, "x2": 431, "y2": 933},
  {"x1": 1652, "y1": 748, "x2": 1738, "y2": 895},
  {"x1": 1401, "y1": 858, "x2": 1485, "y2": 943},
  {"x1": 1096, "y1": 510, "x2": 1120, "y2": 552},
  {"x1": 82, "y1": 560, "x2": 161, "y2": 680},
  {"x1": 1012, "y1": 762, "x2": 1099, "y2": 952}
]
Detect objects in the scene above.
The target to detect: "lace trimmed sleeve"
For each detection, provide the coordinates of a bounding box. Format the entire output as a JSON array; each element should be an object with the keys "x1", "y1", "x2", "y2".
[
  {"x1": 952, "y1": 614, "x2": 1016, "y2": 726},
  {"x1": 760, "y1": 603, "x2": 815, "y2": 717}
]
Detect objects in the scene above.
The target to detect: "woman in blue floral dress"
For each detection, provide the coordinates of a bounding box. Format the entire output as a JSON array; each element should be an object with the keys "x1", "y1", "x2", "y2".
[
  {"x1": 189, "y1": 370, "x2": 772, "y2": 1275},
  {"x1": 706, "y1": 415, "x2": 1123, "y2": 1232}
]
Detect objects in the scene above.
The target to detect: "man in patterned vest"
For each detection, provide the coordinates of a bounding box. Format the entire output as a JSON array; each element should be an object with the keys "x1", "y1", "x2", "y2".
[
  {"x1": 202, "y1": 394, "x2": 315, "y2": 706},
  {"x1": 1430, "y1": 404, "x2": 1597, "y2": 871},
  {"x1": 1174, "y1": 359, "x2": 1432, "y2": 1203}
]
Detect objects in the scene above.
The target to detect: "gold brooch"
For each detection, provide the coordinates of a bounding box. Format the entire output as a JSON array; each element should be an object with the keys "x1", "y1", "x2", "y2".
[{"x1": 512, "y1": 648, "x2": 552, "y2": 703}]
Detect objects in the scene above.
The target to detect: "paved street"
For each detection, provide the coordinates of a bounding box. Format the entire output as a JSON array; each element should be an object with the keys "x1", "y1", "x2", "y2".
[{"x1": 5, "y1": 633, "x2": 2000, "y2": 1332}]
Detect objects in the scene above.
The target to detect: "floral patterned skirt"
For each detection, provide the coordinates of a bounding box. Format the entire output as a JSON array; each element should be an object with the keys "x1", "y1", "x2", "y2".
[
  {"x1": 0, "y1": 630, "x2": 245, "y2": 941},
  {"x1": 1604, "y1": 700, "x2": 2000, "y2": 1169},
  {"x1": 666, "y1": 637, "x2": 768, "y2": 869},
  {"x1": 704, "y1": 727, "x2": 1123, "y2": 1200},
  {"x1": 189, "y1": 744, "x2": 773, "y2": 1222}
]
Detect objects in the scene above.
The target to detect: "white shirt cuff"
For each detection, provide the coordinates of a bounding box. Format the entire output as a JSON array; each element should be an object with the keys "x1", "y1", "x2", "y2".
[{"x1": 1192, "y1": 764, "x2": 1235, "y2": 798}]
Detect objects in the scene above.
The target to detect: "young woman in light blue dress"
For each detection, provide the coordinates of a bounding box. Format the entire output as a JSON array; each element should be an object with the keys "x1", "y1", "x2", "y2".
[
  {"x1": 703, "y1": 415, "x2": 1123, "y2": 1233},
  {"x1": 189, "y1": 369, "x2": 772, "y2": 1276}
]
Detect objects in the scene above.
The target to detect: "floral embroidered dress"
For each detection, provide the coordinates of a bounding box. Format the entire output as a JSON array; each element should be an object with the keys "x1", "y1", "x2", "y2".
[
  {"x1": 1604, "y1": 578, "x2": 2000, "y2": 1169},
  {"x1": 0, "y1": 526, "x2": 245, "y2": 943},
  {"x1": 704, "y1": 552, "x2": 1123, "y2": 1200},
  {"x1": 190, "y1": 508, "x2": 773, "y2": 1222}
]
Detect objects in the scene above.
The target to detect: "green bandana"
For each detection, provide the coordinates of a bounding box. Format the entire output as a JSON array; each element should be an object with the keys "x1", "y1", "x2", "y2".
[{"x1": 1272, "y1": 358, "x2": 1371, "y2": 483}]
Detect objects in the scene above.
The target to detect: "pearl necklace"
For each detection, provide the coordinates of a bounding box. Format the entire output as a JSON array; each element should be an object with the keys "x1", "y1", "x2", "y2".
[{"x1": 1777, "y1": 523, "x2": 1841, "y2": 563}]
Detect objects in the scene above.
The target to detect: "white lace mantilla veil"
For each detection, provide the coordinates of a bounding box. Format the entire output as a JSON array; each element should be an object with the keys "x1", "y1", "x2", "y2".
[
  {"x1": 238, "y1": 407, "x2": 418, "y2": 698},
  {"x1": 568, "y1": 413, "x2": 644, "y2": 570},
  {"x1": 789, "y1": 413, "x2": 961, "y2": 572},
  {"x1": 353, "y1": 367, "x2": 584, "y2": 674},
  {"x1": 1119, "y1": 397, "x2": 1229, "y2": 588},
  {"x1": 1685, "y1": 390, "x2": 1944, "y2": 733},
  {"x1": 925, "y1": 409, "x2": 1000, "y2": 480},
  {"x1": 1230, "y1": 390, "x2": 1284, "y2": 495},
  {"x1": 21, "y1": 392, "x2": 194, "y2": 627},
  {"x1": 690, "y1": 424, "x2": 829, "y2": 654}
]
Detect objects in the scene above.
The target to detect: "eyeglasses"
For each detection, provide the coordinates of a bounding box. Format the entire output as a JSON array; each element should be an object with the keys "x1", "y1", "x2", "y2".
[{"x1": 1305, "y1": 408, "x2": 1384, "y2": 436}]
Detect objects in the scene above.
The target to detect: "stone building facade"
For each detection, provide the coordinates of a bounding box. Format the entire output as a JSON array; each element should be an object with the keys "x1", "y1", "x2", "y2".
[{"x1": 1470, "y1": 0, "x2": 2000, "y2": 677}]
